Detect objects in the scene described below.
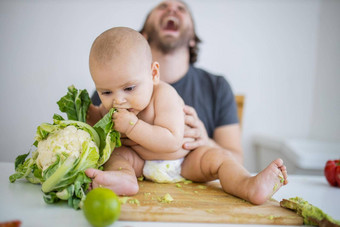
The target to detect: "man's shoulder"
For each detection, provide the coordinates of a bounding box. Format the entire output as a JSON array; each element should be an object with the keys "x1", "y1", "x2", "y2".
[
  {"x1": 189, "y1": 65, "x2": 229, "y2": 86},
  {"x1": 189, "y1": 65, "x2": 226, "y2": 81}
]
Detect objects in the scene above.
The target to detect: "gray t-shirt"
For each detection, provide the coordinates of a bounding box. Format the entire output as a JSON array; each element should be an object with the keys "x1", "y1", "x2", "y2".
[
  {"x1": 171, "y1": 65, "x2": 238, "y2": 138},
  {"x1": 91, "y1": 65, "x2": 238, "y2": 138}
]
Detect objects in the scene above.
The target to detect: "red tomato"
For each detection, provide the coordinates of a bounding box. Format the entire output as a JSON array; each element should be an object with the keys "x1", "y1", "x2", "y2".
[
  {"x1": 0, "y1": 220, "x2": 21, "y2": 227},
  {"x1": 336, "y1": 163, "x2": 340, "y2": 186},
  {"x1": 324, "y1": 160, "x2": 340, "y2": 187}
]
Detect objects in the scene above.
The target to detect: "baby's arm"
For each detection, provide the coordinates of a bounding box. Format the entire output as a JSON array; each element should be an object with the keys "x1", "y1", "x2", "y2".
[
  {"x1": 86, "y1": 104, "x2": 108, "y2": 126},
  {"x1": 114, "y1": 84, "x2": 184, "y2": 154}
]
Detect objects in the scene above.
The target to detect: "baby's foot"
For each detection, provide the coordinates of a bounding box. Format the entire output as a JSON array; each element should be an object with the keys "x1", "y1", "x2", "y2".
[
  {"x1": 247, "y1": 158, "x2": 288, "y2": 205},
  {"x1": 85, "y1": 168, "x2": 139, "y2": 196}
]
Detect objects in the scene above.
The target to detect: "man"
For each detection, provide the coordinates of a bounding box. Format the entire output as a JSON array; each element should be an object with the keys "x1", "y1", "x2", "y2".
[{"x1": 92, "y1": 0, "x2": 243, "y2": 163}]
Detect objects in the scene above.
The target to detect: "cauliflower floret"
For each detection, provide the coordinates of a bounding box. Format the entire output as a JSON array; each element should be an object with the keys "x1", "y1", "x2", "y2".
[{"x1": 36, "y1": 125, "x2": 98, "y2": 171}]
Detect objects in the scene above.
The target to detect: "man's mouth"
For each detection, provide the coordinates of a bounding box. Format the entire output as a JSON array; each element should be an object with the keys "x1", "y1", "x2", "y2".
[{"x1": 162, "y1": 16, "x2": 179, "y2": 32}]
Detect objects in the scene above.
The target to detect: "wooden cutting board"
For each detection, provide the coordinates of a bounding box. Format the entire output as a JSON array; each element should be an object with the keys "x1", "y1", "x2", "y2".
[{"x1": 119, "y1": 180, "x2": 303, "y2": 225}]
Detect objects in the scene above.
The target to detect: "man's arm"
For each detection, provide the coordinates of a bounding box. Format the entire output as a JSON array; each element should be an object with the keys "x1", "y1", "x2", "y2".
[{"x1": 213, "y1": 124, "x2": 243, "y2": 164}]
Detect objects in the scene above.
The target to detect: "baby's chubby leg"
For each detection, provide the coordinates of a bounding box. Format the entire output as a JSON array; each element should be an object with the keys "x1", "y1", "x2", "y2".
[
  {"x1": 181, "y1": 147, "x2": 287, "y2": 205},
  {"x1": 85, "y1": 146, "x2": 144, "y2": 196}
]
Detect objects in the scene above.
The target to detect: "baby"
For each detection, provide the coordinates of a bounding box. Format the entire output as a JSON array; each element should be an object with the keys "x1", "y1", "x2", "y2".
[{"x1": 85, "y1": 27, "x2": 288, "y2": 205}]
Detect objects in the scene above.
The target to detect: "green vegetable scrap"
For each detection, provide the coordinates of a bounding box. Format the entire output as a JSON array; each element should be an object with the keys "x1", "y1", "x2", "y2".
[
  {"x1": 197, "y1": 185, "x2": 207, "y2": 189},
  {"x1": 268, "y1": 215, "x2": 279, "y2": 220},
  {"x1": 273, "y1": 183, "x2": 279, "y2": 192},
  {"x1": 9, "y1": 85, "x2": 121, "y2": 209},
  {"x1": 279, "y1": 174, "x2": 284, "y2": 183},
  {"x1": 119, "y1": 197, "x2": 130, "y2": 204},
  {"x1": 118, "y1": 196, "x2": 140, "y2": 206},
  {"x1": 128, "y1": 199, "x2": 140, "y2": 206},
  {"x1": 280, "y1": 197, "x2": 340, "y2": 226},
  {"x1": 158, "y1": 193, "x2": 174, "y2": 203}
]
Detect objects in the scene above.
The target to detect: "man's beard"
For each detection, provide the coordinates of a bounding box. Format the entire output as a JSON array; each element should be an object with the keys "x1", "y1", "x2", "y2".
[{"x1": 145, "y1": 25, "x2": 192, "y2": 54}]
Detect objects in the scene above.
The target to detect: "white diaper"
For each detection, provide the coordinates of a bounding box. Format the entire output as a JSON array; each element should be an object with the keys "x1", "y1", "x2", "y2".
[{"x1": 143, "y1": 158, "x2": 185, "y2": 183}]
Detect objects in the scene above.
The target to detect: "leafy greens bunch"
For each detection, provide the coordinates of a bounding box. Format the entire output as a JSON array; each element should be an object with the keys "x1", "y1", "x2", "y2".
[{"x1": 9, "y1": 85, "x2": 121, "y2": 209}]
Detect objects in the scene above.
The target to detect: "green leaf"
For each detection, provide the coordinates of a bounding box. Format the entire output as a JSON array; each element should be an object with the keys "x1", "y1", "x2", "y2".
[
  {"x1": 42, "y1": 154, "x2": 77, "y2": 193},
  {"x1": 53, "y1": 114, "x2": 65, "y2": 121},
  {"x1": 26, "y1": 163, "x2": 43, "y2": 184},
  {"x1": 69, "y1": 197, "x2": 82, "y2": 210},
  {"x1": 75, "y1": 140, "x2": 100, "y2": 171},
  {"x1": 14, "y1": 151, "x2": 30, "y2": 170},
  {"x1": 98, "y1": 130, "x2": 117, "y2": 166},
  {"x1": 9, "y1": 150, "x2": 42, "y2": 184},
  {"x1": 56, "y1": 185, "x2": 74, "y2": 200},
  {"x1": 57, "y1": 85, "x2": 91, "y2": 123},
  {"x1": 43, "y1": 154, "x2": 63, "y2": 181},
  {"x1": 44, "y1": 192, "x2": 60, "y2": 204},
  {"x1": 9, "y1": 156, "x2": 36, "y2": 183},
  {"x1": 93, "y1": 108, "x2": 121, "y2": 165},
  {"x1": 34, "y1": 123, "x2": 60, "y2": 143}
]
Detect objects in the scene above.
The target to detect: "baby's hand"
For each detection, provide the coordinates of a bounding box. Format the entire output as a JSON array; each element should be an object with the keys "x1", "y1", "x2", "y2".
[{"x1": 112, "y1": 109, "x2": 138, "y2": 134}]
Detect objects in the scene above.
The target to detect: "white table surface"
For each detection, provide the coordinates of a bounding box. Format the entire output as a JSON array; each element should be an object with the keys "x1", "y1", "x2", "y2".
[{"x1": 0, "y1": 162, "x2": 339, "y2": 227}]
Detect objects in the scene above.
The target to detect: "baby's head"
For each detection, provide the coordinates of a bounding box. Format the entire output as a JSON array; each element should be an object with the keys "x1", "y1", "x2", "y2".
[{"x1": 89, "y1": 27, "x2": 160, "y2": 114}]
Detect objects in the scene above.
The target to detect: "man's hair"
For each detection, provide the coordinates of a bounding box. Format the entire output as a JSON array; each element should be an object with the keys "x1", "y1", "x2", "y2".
[{"x1": 139, "y1": 1, "x2": 201, "y2": 64}]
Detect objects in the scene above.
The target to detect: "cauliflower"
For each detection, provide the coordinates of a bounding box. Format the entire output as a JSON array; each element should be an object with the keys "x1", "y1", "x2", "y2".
[
  {"x1": 9, "y1": 85, "x2": 120, "y2": 209},
  {"x1": 36, "y1": 125, "x2": 99, "y2": 171}
]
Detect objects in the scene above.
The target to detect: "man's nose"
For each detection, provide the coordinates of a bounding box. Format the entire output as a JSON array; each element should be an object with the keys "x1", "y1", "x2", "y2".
[{"x1": 166, "y1": 3, "x2": 178, "y2": 14}]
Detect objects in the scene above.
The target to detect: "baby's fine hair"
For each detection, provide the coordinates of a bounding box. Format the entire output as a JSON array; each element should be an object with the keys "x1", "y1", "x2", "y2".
[{"x1": 90, "y1": 27, "x2": 152, "y2": 65}]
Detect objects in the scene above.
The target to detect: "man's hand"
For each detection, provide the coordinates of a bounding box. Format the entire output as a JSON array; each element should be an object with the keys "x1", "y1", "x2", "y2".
[
  {"x1": 112, "y1": 108, "x2": 138, "y2": 134},
  {"x1": 183, "y1": 105, "x2": 211, "y2": 150},
  {"x1": 183, "y1": 105, "x2": 244, "y2": 164}
]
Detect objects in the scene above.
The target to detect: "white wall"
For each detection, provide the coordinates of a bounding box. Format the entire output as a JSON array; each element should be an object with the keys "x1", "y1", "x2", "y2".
[
  {"x1": 310, "y1": 0, "x2": 340, "y2": 141},
  {"x1": 1, "y1": 0, "x2": 339, "y2": 172}
]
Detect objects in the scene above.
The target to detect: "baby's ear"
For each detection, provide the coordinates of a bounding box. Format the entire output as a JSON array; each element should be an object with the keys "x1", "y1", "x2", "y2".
[{"x1": 151, "y1": 62, "x2": 160, "y2": 84}]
